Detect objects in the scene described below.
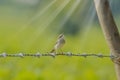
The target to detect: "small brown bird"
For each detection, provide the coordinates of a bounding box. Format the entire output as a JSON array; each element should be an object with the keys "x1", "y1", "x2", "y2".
[{"x1": 50, "y1": 34, "x2": 65, "y2": 53}]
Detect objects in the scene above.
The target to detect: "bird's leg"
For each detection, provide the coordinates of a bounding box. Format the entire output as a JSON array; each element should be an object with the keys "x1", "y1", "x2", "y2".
[
  {"x1": 60, "y1": 49, "x2": 63, "y2": 54},
  {"x1": 55, "y1": 50, "x2": 58, "y2": 54}
]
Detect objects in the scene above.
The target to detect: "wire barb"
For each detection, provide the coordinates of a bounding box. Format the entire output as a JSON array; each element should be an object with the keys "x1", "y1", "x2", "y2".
[
  {"x1": 18, "y1": 53, "x2": 24, "y2": 58},
  {"x1": 50, "y1": 53, "x2": 56, "y2": 58},
  {"x1": 35, "y1": 52, "x2": 41, "y2": 58},
  {"x1": 1, "y1": 52, "x2": 7, "y2": 57},
  {"x1": 66, "y1": 52, "x2": 72, "y2": 56}
]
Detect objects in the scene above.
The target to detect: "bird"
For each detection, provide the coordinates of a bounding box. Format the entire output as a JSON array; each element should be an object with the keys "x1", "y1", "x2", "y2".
[{"x1": 50, "y1": 34, "x2": 65, "y2": 54}]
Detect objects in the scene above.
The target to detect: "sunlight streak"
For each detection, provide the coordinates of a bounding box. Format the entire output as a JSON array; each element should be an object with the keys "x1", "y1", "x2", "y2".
[
  {"x1": 23, "y1": 0, "x2": 71, "y2": 50},
  {"x1": 42, "y1": 0, "x2": 82, "y2": 46},
  {"x1": 78, "y1": 2, "x2": 96, "y2": 51},
  {"x1": 17, "y1": 0, "x2": 57, "y2": 33},
  {"x1": 36, "y1": 0, "x2": 70, "y2": 33},
  {"x1": 54, "y1": 0, "x2": 82, "y2": 33},
  {"x1": 2, "y1": 0, "x2": 57, "y2": 49}
]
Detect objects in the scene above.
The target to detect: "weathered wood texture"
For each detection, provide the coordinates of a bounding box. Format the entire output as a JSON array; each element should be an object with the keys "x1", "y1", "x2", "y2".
[{"x1": 93, "y1": 0, "x2": 120, "y2": 80}]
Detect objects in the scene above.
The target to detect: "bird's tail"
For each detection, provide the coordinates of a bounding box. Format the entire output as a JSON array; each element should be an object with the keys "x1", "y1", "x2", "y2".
[{"x1": 50, "y1": 49, "x2": 55, "y2": 53}]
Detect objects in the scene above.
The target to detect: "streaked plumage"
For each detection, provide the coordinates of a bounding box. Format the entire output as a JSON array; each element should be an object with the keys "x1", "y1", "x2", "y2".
[{"x1": 50, "y1": 34, "x2": 65, "y2": 53}]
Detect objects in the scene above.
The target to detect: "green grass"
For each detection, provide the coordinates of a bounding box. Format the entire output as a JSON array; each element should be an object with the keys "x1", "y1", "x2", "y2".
[{"x1": 0, "y1": 25, "x2": 116, "y2": 80}]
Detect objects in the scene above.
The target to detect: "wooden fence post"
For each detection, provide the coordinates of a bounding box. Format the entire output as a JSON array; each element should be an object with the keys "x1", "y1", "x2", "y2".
[{"x1": 93, "y1": 0, "x2": 120, "y2": 80}]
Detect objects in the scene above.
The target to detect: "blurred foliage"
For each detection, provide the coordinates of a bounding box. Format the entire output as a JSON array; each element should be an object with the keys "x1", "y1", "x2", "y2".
[
  {"x1": 0, "y1": 0, "x2": 119, "y2": 80},
  {"x1": 0, "y1": 25, "x2": 116, "y2": 80}
]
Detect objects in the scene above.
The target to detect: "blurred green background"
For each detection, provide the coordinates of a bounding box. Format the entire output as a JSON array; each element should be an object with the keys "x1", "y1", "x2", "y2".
[{"x1": 0, "y1": 0, "x2": 120, "y2": 80}]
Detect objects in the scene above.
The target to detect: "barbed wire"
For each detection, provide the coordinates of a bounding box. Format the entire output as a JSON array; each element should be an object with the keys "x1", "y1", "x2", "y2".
[
  {"x1": 0, "y1": 52, "x2": 120, "y2": 64},
  {"x1": 0, "y1": 52, "x2": 116, "y2": 59}
]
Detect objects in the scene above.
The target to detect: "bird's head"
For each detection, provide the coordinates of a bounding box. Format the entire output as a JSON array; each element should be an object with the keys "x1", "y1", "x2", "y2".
[{"x1": 58, "y1": 34, "x2": 64, "y2": 39}]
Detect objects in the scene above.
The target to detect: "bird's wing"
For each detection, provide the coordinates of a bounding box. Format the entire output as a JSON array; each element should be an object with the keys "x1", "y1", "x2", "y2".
[{"x1": 55, "y1": 39, "x2": 59, "y2": 45}]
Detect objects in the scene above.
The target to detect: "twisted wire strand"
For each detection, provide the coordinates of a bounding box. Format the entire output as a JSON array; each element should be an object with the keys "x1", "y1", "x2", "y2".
[{"x1": 0, "y1": 52, "x2": 116, "y2": 58}]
